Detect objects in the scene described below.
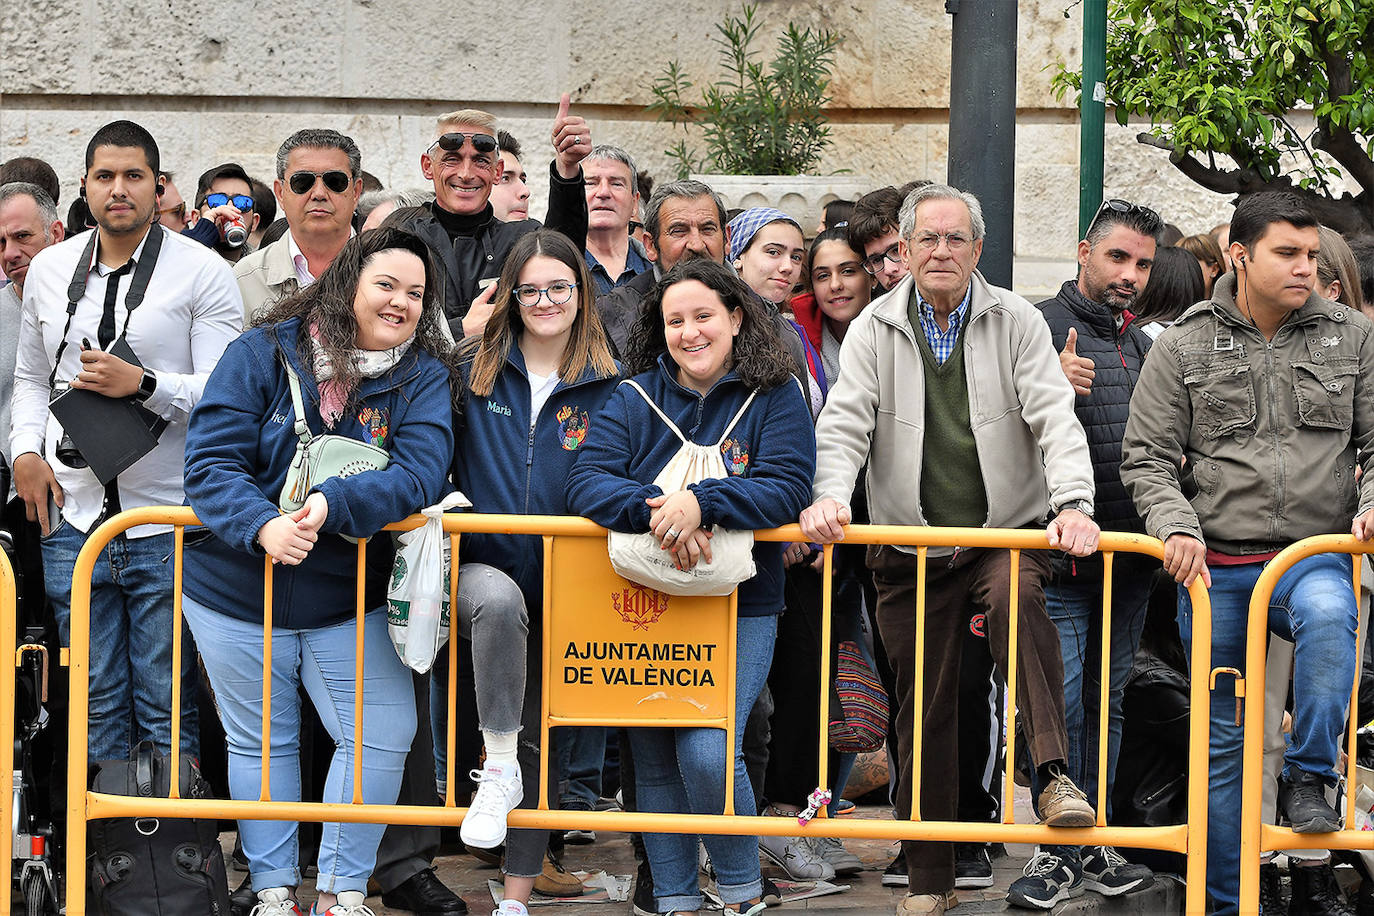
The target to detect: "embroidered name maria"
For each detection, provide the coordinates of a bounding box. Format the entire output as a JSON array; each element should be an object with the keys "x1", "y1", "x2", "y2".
[{"x1": 487, "y1": 399, "x2": 512, "y2": 416}]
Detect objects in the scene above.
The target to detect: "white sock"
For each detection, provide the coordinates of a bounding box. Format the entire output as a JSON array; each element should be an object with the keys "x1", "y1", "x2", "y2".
[{"x1": 484, "y1": 730, "x2": 519, "y2": 766}]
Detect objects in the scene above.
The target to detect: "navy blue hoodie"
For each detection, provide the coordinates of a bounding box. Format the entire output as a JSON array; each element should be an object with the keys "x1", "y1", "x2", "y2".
[
  {"x1": 453, "y1": 346, "x2": 620, "y2": 610},
  {"x1": 182, "y1": 317, "x2": 454, "y2": 628},
  {"x1": 567, "y1": 355, "x2": 816, "y2": 616}
]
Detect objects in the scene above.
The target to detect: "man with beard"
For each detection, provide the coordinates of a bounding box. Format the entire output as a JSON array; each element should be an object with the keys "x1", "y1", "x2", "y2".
[{"x1": 1007, "y1": 200, "x2": 1163, "y2": 910}]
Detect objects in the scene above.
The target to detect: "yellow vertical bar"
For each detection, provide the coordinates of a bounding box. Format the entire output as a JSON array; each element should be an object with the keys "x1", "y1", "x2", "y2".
[
  {"x1": 1183, "y1": 579, "x2": 1212, "y2": 915},
  {"x1": 815, "y1": 544, "x2": 834, "y2": 819},
  {"x1": 261, "y1": 557, "x2": 274, "y2": 802},
  {"x1": 1348, "y1": 556, "x2": 1363, "y2": 827},
  {"x1": 1238, "y1": 576, "x2": 1271, "y2": 914},
  {"x1": 912, "y1": 546, "x2": 927, "y2": 822},
  {"x1": 724, "y1": 587, "x2": 739, "y2": 815},
  {"x1": 0, "y1": 551, "x2": 16, "y2": 896},
  {"x1": 1003, "y1": 548, "x2": 1020, "y2": 825},
  {"x1": 169, "y1": 525, "x2": 184, "y2": 799},
  {"x1": 539, "y1": 535, "x2": 554, "y2": 809},
  {"x1": 67, "y1": 531, "x2": 99, "y2": 916},
  {"x1": 445, "y1": 531, "x2": 460, "y2": 807},
  {"x1": 353, "y1": 537, "x2": 367, "y2": 805},
  {"x1": 1095, "y1": 551, "x2": 1113, "y2": 825}
]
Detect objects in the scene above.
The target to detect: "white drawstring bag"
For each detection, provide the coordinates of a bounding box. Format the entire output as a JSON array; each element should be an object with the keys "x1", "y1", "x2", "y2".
[
  {"x1": 607, "y1": 380, "x2": 758, "y2": 596},
  {"x1": 387, "y1": 491, "x2": 471, "y2": 673}
]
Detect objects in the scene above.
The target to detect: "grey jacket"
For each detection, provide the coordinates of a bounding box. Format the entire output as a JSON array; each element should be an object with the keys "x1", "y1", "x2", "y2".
[
  {"x1": 812, "y1": 270, "x2": 1094, "y2": 554},
  {"x1": 232, "y1": 234, "x2": 299, "y2": 325},
  {"x1": 1120, "y1": 272, "x2": 1374, "y2": 554}
]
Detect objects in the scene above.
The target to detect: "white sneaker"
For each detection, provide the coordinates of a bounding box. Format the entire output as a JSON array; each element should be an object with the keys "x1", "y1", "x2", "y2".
[
  {"x1": 311, "y1": 890, "x2": 376, "y2": 916},
  {"x1": 811, "y1": 835, "x2": 863, "y2": 876},
  {"x1": 759, "y1": 833, "x2": 836, "y2": 880},
  {"x1": 722, "y1": 904, "x2": 768, "y2": 916},
  {"x1": 493, "y1": 900, "x2": 529, "y2": 916},
  {"x1": 461, "y1": 761, "x2": 524, "y2": 848},
  {"x1": 250, "y1": 887, "x2": 303, "y2": 916}
]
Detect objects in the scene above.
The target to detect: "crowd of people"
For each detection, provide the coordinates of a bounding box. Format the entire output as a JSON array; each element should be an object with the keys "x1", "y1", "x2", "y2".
[{"x1": 1, "y1": 103, "x2": 1374, "y2": 916}]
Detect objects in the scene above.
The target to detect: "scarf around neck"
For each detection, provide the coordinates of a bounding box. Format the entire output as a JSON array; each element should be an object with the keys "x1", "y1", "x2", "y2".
[{"x1": 308, "y1": 322, "x2": 414, "y2": 428}]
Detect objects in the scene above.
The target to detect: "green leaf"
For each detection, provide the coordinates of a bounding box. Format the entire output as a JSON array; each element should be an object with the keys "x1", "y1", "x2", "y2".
[{"x1": 1295, "y1": 6, "x2": 1317, "y2": 20}]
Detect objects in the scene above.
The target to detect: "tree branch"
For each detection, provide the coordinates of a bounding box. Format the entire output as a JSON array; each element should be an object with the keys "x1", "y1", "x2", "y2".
[{"x1": 1313, "y1": 45, "x2": 1374, "y2": 191}]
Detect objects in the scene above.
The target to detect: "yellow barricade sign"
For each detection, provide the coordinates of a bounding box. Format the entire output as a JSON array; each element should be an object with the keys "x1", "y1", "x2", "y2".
[{"x1": 544, "y1": 535, "x2": 734, "y2": 725}]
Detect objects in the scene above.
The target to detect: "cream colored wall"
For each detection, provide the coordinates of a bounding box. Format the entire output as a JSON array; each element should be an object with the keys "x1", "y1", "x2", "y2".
[{"x1": 0, "y1": 0, "x2": 1243, "y2": 297}]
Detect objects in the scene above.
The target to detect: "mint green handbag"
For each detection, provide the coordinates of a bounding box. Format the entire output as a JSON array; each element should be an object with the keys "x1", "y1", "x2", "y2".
[{"x1": 278, "y1": 360, "x2": 389, "y2": 513}]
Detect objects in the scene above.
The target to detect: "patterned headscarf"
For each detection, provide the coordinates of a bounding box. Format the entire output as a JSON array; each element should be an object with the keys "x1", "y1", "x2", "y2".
[{"x1": 727, "y1": 207, "x2": 802, "y2": 264}]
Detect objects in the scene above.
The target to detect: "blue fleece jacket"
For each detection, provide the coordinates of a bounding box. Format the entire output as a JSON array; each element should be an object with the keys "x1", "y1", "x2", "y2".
[
  {"x1": 453, "y1": 346, "x2": 620, "y2": 610},
  {"x1": 567, "y1": 356, "x2": 816, "y2": 616},
  {"x1": 182, "y1": 317, "x2": 454, "y2": 629}
]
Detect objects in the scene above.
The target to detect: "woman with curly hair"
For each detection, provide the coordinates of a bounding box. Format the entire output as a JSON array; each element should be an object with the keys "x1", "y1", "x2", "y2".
[
  {"x1": 568, "y1": 259, "x2": 816, "y2": 916},
  {"x1": 182, "y1": 227, "x2": 457, "y2": 916}
]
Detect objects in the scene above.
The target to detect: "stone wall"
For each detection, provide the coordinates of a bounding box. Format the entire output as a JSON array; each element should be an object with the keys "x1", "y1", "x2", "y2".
[{"x1": 0, "y1": 0, "x2": 1246, "y2": 297}]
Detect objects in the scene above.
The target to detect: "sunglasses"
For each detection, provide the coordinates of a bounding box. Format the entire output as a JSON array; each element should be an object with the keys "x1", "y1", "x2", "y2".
[
  {"x1": 429, "y1": 132, "x2": 499, "y2": 156},
  {"x1": 205, "y1": 192, "x2": 254, "y2": 210},
  {"x1": 1090, "y1": 198, "x2": 1163, "y2": 234},
  {"x1": 287, "y1": 170, "x2": 352, "y2": 195},
  {"x1": 156, "y1": 202, "x2": 186, "y2": 220}
]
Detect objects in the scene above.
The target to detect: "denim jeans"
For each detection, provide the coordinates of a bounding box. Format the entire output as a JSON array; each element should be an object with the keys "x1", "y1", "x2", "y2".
[
  {"x1": 42, "y1": 523, "x2": 199, "y2": 761},
  {"x1": 183, "y1": 594, "x2": 416, "y2": 895},
  {"x1": 1037, "y1": 560, "x2": 1152, "y2": 817},
  {"x1": 1177, "y1": 553, "x2": 1357, "y2": 915},
  {"x1": 557, "y1": 726, "x2": 607, "y2": 808},
  {"x1": 631, "y1": 613, "x2": 777, "y2": 912}
]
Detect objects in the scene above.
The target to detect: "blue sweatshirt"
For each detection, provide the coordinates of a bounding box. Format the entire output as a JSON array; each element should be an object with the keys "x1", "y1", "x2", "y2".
[
  {"x1": 182, "y1": 317, "x2": 454, "y2": 628},
  {"x1": 453, "y1": 346, "x2": 620, "y2": 610},
  {"x1": 567, "y1": 355, "x2": 816, "y2": 616}
]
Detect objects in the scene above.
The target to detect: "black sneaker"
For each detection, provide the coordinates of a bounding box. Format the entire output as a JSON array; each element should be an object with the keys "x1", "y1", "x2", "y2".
[
  {"x1": 761, "y1": 876, "x2": 782, "y2": 906},
  {"x1": 955, "y1": 842, "x2": 994, "y2": 889},
  {"x1": 632, "y1": 856, "x2": 657, "y2": 916},
  {"x1": 1007, "y1": 850, "x2": 1085, "y2": 910},
  {"x1": 1261, "y1": 861, "x2": 1289, "y2": 916},
  {"x1": 882, "y1": 849, "x2": 909, "y2": 887},
  {"x1": 1080, "y1": 845, "x2": 1154, "y2": 896},
  {"x1": 1280, "y1": 771, "x2": 1343, "y2": 833},
  {"x1": 562, "y1": 801, "x2": 596, "y2": 845},
  {"x1": 1290, "y1": 861, "x2": 1354, "y2": 916}
]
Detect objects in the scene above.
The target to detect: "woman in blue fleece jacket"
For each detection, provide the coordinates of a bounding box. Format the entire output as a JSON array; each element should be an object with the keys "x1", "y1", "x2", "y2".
[
  {"x1": 439, "y1": 230, "x2": 620, "y2": 916},
  {"x1": 568, "y1": 259, "x2": 816, "y2": 916},
  {"x1": 181, "y1": 228, "x2": 456, "y2": 916}
]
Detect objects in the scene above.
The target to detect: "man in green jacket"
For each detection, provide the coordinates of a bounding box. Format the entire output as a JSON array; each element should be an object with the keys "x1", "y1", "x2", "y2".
[{"x1": 1121, "y1": 191, "x2": 1374, "y2": 915}]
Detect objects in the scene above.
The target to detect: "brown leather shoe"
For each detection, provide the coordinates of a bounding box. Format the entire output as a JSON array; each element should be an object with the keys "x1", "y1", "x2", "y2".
[
  {"x1": 897, "y1": 890, "x2": 956, "y2": 913},
  {"x1": 532, "y1": 852, "x2": 584, "y2": 897}
]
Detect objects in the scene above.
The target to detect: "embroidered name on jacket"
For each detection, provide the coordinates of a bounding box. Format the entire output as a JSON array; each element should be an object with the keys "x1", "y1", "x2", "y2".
[
  {"x1": 557, "y1": 406, "x2": 589, "y2": 450},
  {"x1": 487, "y1": 399, "x2": 512, "y2": 416}
]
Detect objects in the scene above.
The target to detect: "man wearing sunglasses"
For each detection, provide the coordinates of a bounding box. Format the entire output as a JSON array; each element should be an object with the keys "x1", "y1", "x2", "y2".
[
  {"x1": 182, "y1": 162, "x2": 260, "y2": 264},
  {"x1": 387, "y1": 95, "x2": 589, "y2": 338},
  {"x1": 1009, "y1": 199, "x2": 1163, "y2": 910},
  {"x1": 234, "y1": 129, "x2": 363, "y2": 322}
]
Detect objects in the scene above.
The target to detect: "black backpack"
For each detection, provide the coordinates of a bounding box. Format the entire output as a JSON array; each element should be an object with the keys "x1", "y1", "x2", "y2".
[{"x1": 87, "y1": 740, "x2": 231, "y2": 915}]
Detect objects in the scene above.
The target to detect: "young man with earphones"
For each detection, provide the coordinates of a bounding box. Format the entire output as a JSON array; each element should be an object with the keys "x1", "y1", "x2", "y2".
[{"x1": 1121, "y1": 191, "x2": 1374, "y2": 915}]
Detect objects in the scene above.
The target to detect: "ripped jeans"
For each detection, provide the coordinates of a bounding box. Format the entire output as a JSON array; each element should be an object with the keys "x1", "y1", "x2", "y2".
[{"x1": 429, "y1": 562, "x2": 554, "y2": 877}]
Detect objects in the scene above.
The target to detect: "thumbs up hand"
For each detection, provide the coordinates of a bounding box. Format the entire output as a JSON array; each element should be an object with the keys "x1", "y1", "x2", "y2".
[
  {"x1": 1059, "y1": 326, "x2": 1096, "y2": 396},
  {"x1": 552, "y1": 92, "x2": 591, "y2": 178}
]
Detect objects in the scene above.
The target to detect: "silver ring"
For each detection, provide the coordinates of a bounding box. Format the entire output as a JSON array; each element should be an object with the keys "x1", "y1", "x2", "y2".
[
  {"x1": 572, "y1": 137, "x2": 581, "y2": 145},
  {"x1": 667, "y1": 528, "x2": 680, "y2": 540}
]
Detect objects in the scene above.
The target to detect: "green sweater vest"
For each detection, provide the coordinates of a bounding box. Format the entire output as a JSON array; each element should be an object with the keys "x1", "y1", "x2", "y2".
[{"x1": 910, "y1": 299, "x2": 989, "y2": 528}]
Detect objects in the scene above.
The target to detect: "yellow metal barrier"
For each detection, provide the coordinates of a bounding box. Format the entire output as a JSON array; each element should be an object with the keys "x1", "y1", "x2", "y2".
[
  {"x1": 61, "y1": 508, "x2": 1212, "y2": 914},
  {"x1": 1239, "y1": 536, "x2": 1374, "y2": 914},
  {"x1": 0, "y1": 546, "x2": 16, "y2": 904}
]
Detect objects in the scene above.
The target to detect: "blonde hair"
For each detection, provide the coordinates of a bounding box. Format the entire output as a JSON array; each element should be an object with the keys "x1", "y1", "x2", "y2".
[{"x1": 435, "y1": 109, "x2": 498, "y2": 137}]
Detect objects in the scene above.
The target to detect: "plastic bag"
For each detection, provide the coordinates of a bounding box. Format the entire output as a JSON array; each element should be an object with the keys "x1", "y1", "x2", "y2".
[{"x1": 387, "y1": 491, "x2": 470, "y2": 673}]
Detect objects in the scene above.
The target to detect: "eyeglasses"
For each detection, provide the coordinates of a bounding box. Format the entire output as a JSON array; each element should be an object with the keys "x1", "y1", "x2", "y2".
[
  {"x1": 204, "y1": 192, "x2": 254, "y2": 210},
  {"x1": 913, "y1": 231, "x2": 972, "y2": 252},
  {"x1": 514, "y1": 281, "x2": 577, "y2": 307},
  {"x1": 862, "y1": 243, "x2": 903, "y2": 276},
  {"x1": 287, "y1": 170, "x2": 352, "y2": 195},
  {"x1": 429, "y1": 132, "x2": 499, "y2": 156},
  {"x1": 156, "y1": 202, "x2": 186, "y2": 220},
  {"x1": 1089, "y1": 198, "x2": 1164, "y2": 235}
]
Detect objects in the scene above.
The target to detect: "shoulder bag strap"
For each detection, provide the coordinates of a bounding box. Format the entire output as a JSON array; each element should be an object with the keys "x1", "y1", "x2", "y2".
[
  {"x1": 282, "y1": 358, "x2": 314, "y2": 444},
  {"x1": 714, "y1": 389, "x2": 760, "y2": 447},
  {"x1": 618, "y1": 379, "x2": 688, "y2": 445}
]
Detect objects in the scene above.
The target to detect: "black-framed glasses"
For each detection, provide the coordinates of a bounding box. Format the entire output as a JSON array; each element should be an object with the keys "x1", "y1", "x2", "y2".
[
  {"x1": 287, "y1": 170, "x2": 351, "y2": 195},
  {"x1": 429, "y1": 132, "x2": 499, "y2": 156},
  {"x1": 205, "y1": 192, "x2": 254, "y2": 210},
  {"x1": 514, "y1": 281, "x2": 577, "y2": 307},
  {"x1": 1090, "y1": 198, "x2": 1163, "y2": 235},
  {"x1": 862, "y1": 243, "x2": 903, "y2": 275}
]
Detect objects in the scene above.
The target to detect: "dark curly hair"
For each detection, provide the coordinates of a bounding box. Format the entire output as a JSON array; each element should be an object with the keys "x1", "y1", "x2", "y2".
[
  {"x1": 625, "y1": 259, "x2": 794, "y2": 391},
  {"x1": 255, "y1": 226, "x2": 462, "y2": 411}
]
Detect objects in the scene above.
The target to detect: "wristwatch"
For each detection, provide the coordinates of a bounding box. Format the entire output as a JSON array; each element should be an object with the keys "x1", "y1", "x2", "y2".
[
  {"x1": 1054, "y1": 499, "x2": 1093, "y2": 518},
  {"x1": 137, "y1": 369, "x2": 158, "y2": 402}
]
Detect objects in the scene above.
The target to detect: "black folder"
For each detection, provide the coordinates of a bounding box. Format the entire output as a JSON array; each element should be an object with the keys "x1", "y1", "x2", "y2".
[{"x1": 48, "y1": 339, "x2": 164, "y2": 485}]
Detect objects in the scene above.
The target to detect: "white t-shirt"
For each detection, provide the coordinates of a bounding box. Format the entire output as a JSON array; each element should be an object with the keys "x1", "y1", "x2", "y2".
[{"x1": 527, "y1": 369, "x2": 561, "y2": 425}]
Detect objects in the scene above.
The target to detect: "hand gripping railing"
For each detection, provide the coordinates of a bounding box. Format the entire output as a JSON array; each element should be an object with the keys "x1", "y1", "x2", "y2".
[
  {"x1": 59, "y1": 508, "x2": 1212, "y2": 914},
  {"x1": 1238, "y1": 536, "x2": 1374, "y2": 913}
]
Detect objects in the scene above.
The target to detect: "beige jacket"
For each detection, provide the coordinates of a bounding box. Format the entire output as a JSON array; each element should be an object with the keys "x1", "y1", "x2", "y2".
[
  {"x1": 812, "y1": 271, "x2": 1094, "y2": 554},
  {"x1": 232, "y1": 235, "x2": 300, "y2": 325},
  {"x1": 1121, "y1": 273, "x2": 1374, "y2": 554}
]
